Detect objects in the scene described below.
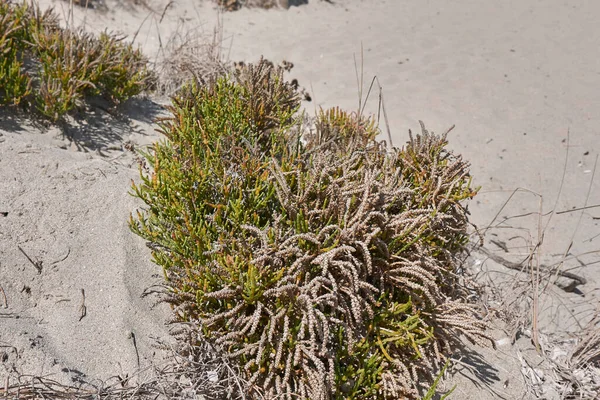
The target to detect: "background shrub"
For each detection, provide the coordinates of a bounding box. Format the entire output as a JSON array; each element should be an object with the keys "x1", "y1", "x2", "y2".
[
  {"x1": 0, "y1": 0, "x2": 153, "y2": 121},
  {"x1": 130, "y1": 59, "x2": 492, "y2": 399}
]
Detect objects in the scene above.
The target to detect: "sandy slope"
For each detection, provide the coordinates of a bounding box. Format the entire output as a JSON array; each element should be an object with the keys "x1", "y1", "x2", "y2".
[
  {"x1": 0, "y1": 107, "x2": 172, "y2": 383},
  {"x1": 1, "y1": 0, "x2": 599, "y2": 398}
]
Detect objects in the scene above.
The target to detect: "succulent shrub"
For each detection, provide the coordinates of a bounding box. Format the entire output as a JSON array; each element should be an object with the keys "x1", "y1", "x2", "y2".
[
  {"x1": 0, "y1": 0, "x2": 153, "y2": 121},
  {"x1": 0, "y1": 0, "x2": 42, "y2": 105},
  {"x1": 130, "y1": 59, "x2": 492, "y2": 399}
]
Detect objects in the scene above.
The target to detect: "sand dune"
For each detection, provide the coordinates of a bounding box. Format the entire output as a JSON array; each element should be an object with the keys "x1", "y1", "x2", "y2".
[{"x1": 1, "y1": 0, "x2": 598, "y2": 398}]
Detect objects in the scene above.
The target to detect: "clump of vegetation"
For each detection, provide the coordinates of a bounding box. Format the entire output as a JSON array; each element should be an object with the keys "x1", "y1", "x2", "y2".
[
  {"x1": 0, "y1": 0, "x2": 153, "y2": 122},
  {"x1": 130, "y1": 59, "x2": 492, "y2": 399}
]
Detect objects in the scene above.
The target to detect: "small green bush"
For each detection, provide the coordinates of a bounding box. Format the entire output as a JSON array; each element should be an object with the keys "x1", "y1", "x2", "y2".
[
  {"x1": 0, "y1": 0, "x2": 153, "y2": 121},
  {"x1": 0, "y1": 0, "x2": 40, "y2": 105},
  {"x1": 130, "y1": 59, "x2": 492, "y2": 399}
]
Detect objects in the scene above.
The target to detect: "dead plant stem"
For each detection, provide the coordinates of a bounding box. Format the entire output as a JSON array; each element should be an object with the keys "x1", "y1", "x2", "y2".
[{"x1": 0, "y1": 284, "x2": 6, "y2": 308}]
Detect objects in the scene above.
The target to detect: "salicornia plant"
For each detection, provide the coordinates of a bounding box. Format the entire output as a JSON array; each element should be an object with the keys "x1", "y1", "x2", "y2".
[{"x1": 131, "y1": 59, "x2": 492, "y2": 399}]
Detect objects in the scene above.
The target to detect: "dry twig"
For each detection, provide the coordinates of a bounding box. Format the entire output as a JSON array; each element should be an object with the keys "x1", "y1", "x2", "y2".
[
  {"x1": 0, "y1": 284, "x2": 7, "y2": 308},
  {"x1": 17, "y1": 246, "x2": 42, "y2": 274},
  {"x1": 78, "y1": 289, "x2": 86, "y2": 321}
]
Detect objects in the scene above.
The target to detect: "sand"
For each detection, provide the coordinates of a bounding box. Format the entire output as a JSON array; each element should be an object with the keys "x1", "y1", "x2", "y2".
[{"x1": 1, "y1": 0, "x2": 599, "y2": 398}]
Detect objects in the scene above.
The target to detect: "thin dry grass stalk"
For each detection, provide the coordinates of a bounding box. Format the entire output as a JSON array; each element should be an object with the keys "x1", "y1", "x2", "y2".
[
  {"x1": 469, "y1": 145, "x2": 599, "y2": 399},
  {"x1": 154, "y1": 22, "x2": 230, "y2": 97},
  {"x1": 556, "y1": 314, "x2": 600, "y2": 398},
  {"x1": 569, "y1": 315, "x2": 600, "y2": 368}
]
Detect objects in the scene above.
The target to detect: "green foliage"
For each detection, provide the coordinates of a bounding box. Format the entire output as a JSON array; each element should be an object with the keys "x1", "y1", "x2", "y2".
[
  {"x1": 0, "y1": 0, "x2": 153, "y2": 121},
  {"x1": 311, "y1": 106, "x2": 379, "y2": 149},
  {"x1": 421, "y1": 360, "x2": 456, "y2": 400},
  {"x1": 0, "y1": 50, "x2": 31, "y2": 105},
  {"x1": 0, "y1": 1, "x2": 35, "y2": 105},
  {"x1": 130, "y1": 59, "x2": 491, "y2": 399}
]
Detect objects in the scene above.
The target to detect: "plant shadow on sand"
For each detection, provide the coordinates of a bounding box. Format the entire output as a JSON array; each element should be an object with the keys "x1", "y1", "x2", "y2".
[
  {"x1": 288, "y1": 0, "x2": 309, "y2": 6},
  {"x1": 0, "y1": 109, "x2": 28, "y2": 134},
  {"x1": 63, "y1": 96, "x2": 165, "y2": 152},
  {"x1": 1, "y1": 96, "x2": 165, "y2": 152},
  {"x1": 452, "y1": 347, "x2": 501, "y2": 385}
]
